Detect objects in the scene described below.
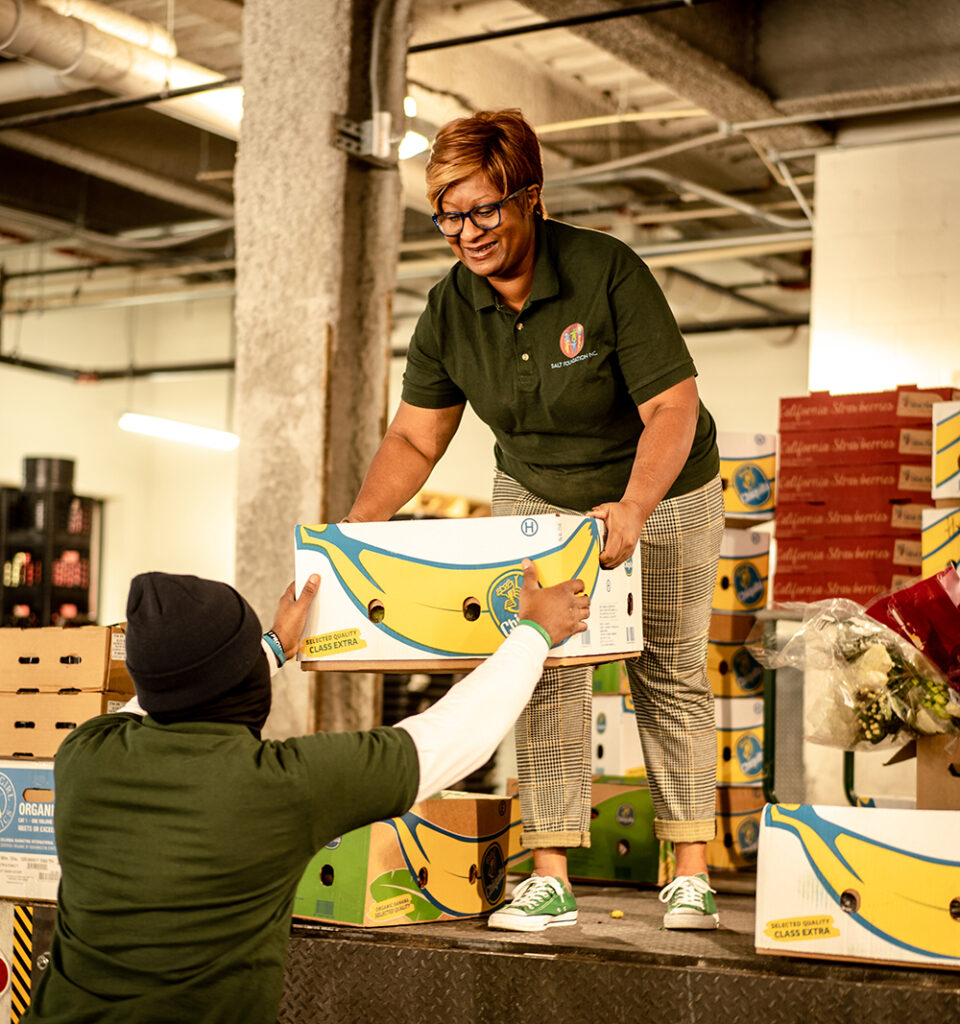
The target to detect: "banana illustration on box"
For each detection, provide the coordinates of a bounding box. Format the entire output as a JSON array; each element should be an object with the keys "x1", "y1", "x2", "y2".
[
  {"x1": 765, "y1": 804, "x2": 960, "y2": 960},
  {"x1": 380, "y1": 811, "x2": 516, "y2": 917},
  {"x1": 296, "y1": 517, "x2": 607, "y2": 658},
  {"x1": 933, "y1": 404, "x2": 960, "y2": 492}
]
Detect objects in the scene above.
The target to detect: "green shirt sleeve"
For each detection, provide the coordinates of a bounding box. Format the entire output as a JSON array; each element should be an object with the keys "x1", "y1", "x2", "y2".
[{"x1": 610, "y1": 255, "x2": 698, "y2": 407}]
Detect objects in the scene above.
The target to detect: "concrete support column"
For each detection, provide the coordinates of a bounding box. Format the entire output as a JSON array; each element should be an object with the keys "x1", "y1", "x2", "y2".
[{"x1": 234, "y1": 0, "x2": 412, "y2": 737}]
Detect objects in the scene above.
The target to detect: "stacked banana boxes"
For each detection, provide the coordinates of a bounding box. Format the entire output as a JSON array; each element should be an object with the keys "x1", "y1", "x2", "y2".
[
  {"x1": 706, "y1": 525, "x2": 769, "y2": 870},
  {"x1": 0, "y1": 625, "x2": 132, "y2": 758},
  {"x1": 755, "y1": 803, "x2": 960, "y2": 969},
  {"x1": 924, "y1": 402, "x2": 960, "y2": 578},
  {"x1": 591, "y1": 692, "x2": 644, "y2": 778},
  {"x1": 0, "y1": 758, "x2": 58, "y2": 901},
  {"x1": 293, "y1": 794, "x2": 522, "y2": 927},
  {"x1": 718, "y1": 432, "x2": 777, "y2": 524},
  {"x1": 774, "y1": 386, "x2": 959, "y2": 604},
  {"x1": 294, "y1": 514, "x2": 641, "y2": 672}
]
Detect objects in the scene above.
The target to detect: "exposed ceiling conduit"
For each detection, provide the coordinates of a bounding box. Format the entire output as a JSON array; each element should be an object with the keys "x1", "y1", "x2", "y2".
[
  {"x1": 40, "y1": 0, "x2": 177, "y2": 57},
  {"x1": 0, "y1": 0, "x2": 241, "y2": 138}
]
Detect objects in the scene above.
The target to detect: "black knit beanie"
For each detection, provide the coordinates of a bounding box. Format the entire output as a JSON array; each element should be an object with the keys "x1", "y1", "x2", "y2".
[{"x1": 126, "y1": 572, "x2": 264, "y2": 716}]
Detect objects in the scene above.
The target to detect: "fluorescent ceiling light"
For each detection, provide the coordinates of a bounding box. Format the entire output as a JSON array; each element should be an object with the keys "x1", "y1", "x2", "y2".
[
  {"x1": 398, "y1": 130, "x2": 429, "y2": 160},
  {"x1": 403, "y1": 96, "x2": 417, "y2": 117},
  {"x1": 118, "y1": 413, "x2": 239, "y2": 451}
]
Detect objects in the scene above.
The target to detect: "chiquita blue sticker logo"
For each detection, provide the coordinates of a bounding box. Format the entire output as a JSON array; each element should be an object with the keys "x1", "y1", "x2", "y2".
[
  {"x1": 596, "y1": 712, "x2": 608, "y2": 734},
  {"x1": 623, "y1": 556, "x2": 633, "y2": 577},
  {"x1": 732, "y1": 646, "x2": 763, "y2": 693},
  {"x1": 616, "y1": 803, "x2": 635, "y2": 827},
  {"x1": 736, "y1": 735, "x2": 763, "y2": 777},
  {"x1": 325, "y1": 836, "x2": 342, "y2": 850},
  {"x1": 733, "y1": 464, "x2": 772, "y2": 507},
  {"x1": 481, "y1": 842, "x2": 506, "y2": 904},
  {"x1": 0, "y1": 773, "x2": 15, "y2": 833},
  {"x1": 734, "y1": 562, "x2": 765, "y2": 608},
  {"x1": 487, "y1": 568, "x2": 524, "y2": 637},
  {"x1": 738, "y1": 818, "x2": 760, "y2": 860},
  {"x1": 559, "y1": 322, "x2": 584, "y2": 358}
]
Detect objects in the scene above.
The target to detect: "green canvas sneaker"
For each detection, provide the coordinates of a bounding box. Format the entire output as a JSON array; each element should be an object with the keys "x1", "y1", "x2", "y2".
[
  {"x1": 487, "y1": 874, "x2": 578, "y2": 932},
  {"x1": 659, "y1": 873, "x2": 720, "y2": 930}
]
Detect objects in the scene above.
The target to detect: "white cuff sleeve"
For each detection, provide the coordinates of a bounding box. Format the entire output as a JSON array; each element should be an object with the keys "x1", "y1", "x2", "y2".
[
  {"x1": 115, "y1": 694, "x2": 146, "y2": 716},
  {"x1": 395, "y1": 624, "x2": 549, "y2": 802}
]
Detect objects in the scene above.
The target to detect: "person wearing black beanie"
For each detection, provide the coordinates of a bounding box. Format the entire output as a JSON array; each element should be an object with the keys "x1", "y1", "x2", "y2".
[{"x1": 23, "y1": 561, "x2": 590, "y2": 1024}]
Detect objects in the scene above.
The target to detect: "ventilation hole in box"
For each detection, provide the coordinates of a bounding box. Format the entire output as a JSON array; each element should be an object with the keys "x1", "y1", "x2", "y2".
[
  {"x1": 719, "y1": 576, "x2": 730, "y2": 590},
  {"x1": 58, "y1": 688, "x2": 80, "y2": 695},
  {"x1": 949, "y1": 764, "x2": 960, "y2": 779},
  {"x1": 16, "y1": 688, "x2": 39, "y2": 695},
  {"x1": 718, "y1": 660, "x2": 728, "y2": 675},
  {"x1": 320, "y1": 865, "x2": 335, "y2": 886},
  {"x1": 839, "y1": 889, "x2": 860, "y2": 914},
  {"x1": 468, "y1": 865, "x2": 477, "y2": 884},
  {"x1": 627, "y1": 593, "x2": 633, "y2": 616},
  {"x1": 15, "y1": 721, "x2": 35, "y2": 729},
  {"x1": 596, "y1": 744, "x2": 604, "y2": 759},
  {"x1": 59, "y1": 656, "x2": 82, "y2": 664},
  {"x1": 950, "y1": 899, "x2": 960, "y2": 921},
  {"x1": 55, "y1": 722, "x2": 77, "y2": 730},
  {"x1": 462, "y1": 597, "x2": 481, "y2": 621},
  {"x1": 722, "y1": 746, "x2": 732, "y2": 762},
  {"x1": 417, "y1": 867, "x2": 428, "y2": 889},
  {"x1": 367, "y1": 600, "x2": 385, "y2": 623},
  {"x1": 590, "y1": 807, "x2": 599, "y2": 820},
  {"x1": 724, "y1": 833, "x2": 734, "y2": 848},
  {"x1": 18, "y1": 656, "x2": 39, "y2": 665},
  {"x1": 720, "y1": 476, "x2": 729, "y2": 491},
  {"x1": 617, "y1": 840, "x2": 630, "y2": 857}
]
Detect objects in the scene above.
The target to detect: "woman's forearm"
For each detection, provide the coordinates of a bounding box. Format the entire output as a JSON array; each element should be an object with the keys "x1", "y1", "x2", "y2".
[{"x1": 347, "y1": 433, "x2": 436, "y2": 522}]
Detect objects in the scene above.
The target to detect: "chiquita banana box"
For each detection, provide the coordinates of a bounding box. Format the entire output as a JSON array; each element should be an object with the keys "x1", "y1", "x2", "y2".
[
  {"x1": 294, "y1": 514, "x2": 640, "y2": 671},
  {"x1": 706, "y1": 785, "x2": 763, "y2": 873},
  {"x1": 756, "y1": 803, "x2": 960, "y2": 969},
  {"x1": 933, "y1": 400, "x2": 960, "y2": 499},
  {"x1": 717, "y1": 431, "x2": 777, "y2": 521},
  {"x1": 715, "y1": 697, "x2": 765, "y2": 785},
  {"x1": 707, "y1": 640, "x2": 764, "y2": 698},
  {"x1": 712, "y1": 528, "x2": 770, "y2": 615},
  {"x1": 922, "y1": 506, "x2": 960, "y2": 578},
  {"x1": 293, "y1": 794, "x2": 522, "y2": 927},
  {"x1": 592, "y1": 693, "x2": 645, "y2": 778}
]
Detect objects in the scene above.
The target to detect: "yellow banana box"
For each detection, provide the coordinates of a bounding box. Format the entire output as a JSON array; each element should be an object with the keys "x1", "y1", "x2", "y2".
[
  {"x1": 293, "y1": 794, "x2": 522, "y2": 928},
  {"x1": 706, "y1": 785, "x2": 763, "y2": 873},
  {"x1": 511, "y1": 780, "x2": 667, "y2": 886},
  {"x1": 933, "y1": 401, "x2": 960, "y2": 499},
  {"x1": 756, "y1": 803, "x2": 960, "y2": 969},
  {"x1": 592, "y1": 693, "x2": 645, "y2": 778},
  {"x1": 294, "y1": 514, "x2": 641, "y2": 671},
  {"x1": 707, "y1": 640, "x2": 764, "y2": 698},
  {"x1": 922, "y1": 506, "x2": 960, "y2": 578},
  {"x1": 715, "y1": 696, "x2": 765, "y2": 785},
  {"x1": 718, "y1": 431, "x2": 777, "y2": 521},
  {"x1": 712, "y1": 528, "x2": 770, "y2": 614}
]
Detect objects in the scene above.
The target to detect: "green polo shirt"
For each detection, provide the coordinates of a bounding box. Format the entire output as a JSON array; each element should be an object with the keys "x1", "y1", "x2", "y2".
[{"x1": 403, "y1": 217, "x2": 718, "y2": 510}]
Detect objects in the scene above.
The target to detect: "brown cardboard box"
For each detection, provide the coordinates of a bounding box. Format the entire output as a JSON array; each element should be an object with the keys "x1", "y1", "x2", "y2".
[
  {"x1": 706, "y1": 786, "x2": 763, "y2": 872},
  {"x1": 0, "y1": 690, "x2": 132, "y2": 758},
  {"x1": 0, "y1": 625, "x2": 131, "y2": 695},
  {"x1": 916, "y1": 734, "x2": 960, "y2": 810}
]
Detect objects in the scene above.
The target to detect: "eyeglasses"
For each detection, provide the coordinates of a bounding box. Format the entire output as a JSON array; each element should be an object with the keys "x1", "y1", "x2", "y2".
[{"x1": 432, "y1": 184, "x2": 533, "y2": 237}]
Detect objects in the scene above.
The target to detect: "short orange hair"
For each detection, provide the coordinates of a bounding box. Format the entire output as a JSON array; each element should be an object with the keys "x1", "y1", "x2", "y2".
[{"x1": 425, "y1": 109, "x2": 544, "y2": 215}]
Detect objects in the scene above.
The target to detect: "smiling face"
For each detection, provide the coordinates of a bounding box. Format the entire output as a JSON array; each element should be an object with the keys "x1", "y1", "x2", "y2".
[{"x1": 438, "y1": 170, "x2": 538, "y2": 283}]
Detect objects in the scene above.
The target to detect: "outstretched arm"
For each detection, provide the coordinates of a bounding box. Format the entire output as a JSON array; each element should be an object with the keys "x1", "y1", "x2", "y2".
[{"x1": 396, "y1": 560, "x2": 590, "y2": 801}]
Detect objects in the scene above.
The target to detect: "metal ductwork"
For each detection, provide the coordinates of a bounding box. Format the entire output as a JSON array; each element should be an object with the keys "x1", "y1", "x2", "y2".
[{"x1": 0, "y1": 0, "x2": 241, "y2": 138}]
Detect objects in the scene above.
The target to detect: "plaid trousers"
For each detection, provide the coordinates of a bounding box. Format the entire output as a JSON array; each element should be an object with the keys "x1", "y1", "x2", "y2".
[{"x1": 492, "y1": 470, "x2": 724, "y2": 847}]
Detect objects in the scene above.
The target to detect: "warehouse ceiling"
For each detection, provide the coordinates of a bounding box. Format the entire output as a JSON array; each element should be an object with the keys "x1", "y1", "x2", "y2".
[{"x1": 1, "y1": 0, "x2": 960, "y2": 359}]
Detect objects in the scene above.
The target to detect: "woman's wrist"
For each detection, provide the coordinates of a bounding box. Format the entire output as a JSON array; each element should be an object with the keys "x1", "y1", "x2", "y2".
[{"x1": 517, "y1": 619, "x2": 552, "y2": 648}]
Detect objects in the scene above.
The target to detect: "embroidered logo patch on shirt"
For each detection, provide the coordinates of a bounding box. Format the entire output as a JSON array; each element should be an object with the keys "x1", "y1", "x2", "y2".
[{"x1": 559, "y1": 322, "x2": 584, "y2": 358}]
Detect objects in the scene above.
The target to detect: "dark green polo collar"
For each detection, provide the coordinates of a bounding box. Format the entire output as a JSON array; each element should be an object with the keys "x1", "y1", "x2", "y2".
[{"x1": 467, "y1": 216, "x2": 560, "y2": 312}]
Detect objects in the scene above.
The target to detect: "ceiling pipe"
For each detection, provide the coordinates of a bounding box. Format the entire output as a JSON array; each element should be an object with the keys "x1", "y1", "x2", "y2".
[
  {"x1": 40, "y1": 0, "x2": 177, "y2": 57},
  {"x1": 0, "y1": 352, "x2": 234, "y2": 380},
  {"x1": 0, "y1": 0, "x2": 241, "y2": 139}
]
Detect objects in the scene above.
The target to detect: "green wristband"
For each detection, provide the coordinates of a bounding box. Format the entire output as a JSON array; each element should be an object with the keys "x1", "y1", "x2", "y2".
[{"x1": 517, "y1": 619, "x2": 552, "y2": 648}]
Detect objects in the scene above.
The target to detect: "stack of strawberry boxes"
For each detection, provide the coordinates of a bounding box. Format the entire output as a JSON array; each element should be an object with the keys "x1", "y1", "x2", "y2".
[{"x1": 774, "y1": 385, "x2": 960, "y2": 604}]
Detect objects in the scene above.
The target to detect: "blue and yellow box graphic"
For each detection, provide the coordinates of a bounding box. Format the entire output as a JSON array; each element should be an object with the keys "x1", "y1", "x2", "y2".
[
  {"x1": 718, "y1": 432, "x2": 777, "y2": 520},
  {"x1": 0, "y1": 758, "x2": 58, "y2": 901},
  {"x1": 715, "y1": 697, "x2": 764, "y2": 785},
  {"x1": 933, "y1": 400, "x2": 960, "y2": 500},
  {"x1": 921, "y1": 506, "x2": 960, "y2": 578},
  {"x1": 707, "y1": 640, "x2": 764, "y2": 698},
  {"x1": 294, "y1": 794, "x2": 522, "y2": 927},
  {"x1": 756, "y1": 803, "x2": 960, "y2": 968},
  {"x1": 713, "y1": 528, "x2": 770, "y2": 614},
  {"x1": 295, "y1": 514, "x2": 640, "y2": 670},
  {"x1": 592, "y1": 693, "x2": 645, "y2": 778}
]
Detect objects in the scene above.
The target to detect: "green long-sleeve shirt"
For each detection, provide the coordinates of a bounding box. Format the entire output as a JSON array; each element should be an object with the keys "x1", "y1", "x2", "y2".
[{"x1": 24, "y1": 714, "x2": 419, "y2": 1024}]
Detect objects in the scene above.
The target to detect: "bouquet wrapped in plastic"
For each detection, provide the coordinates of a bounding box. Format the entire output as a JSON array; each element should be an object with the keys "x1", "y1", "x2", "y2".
[{"x1": 750, "y1": 598, "x2": 960, "y2": 752}]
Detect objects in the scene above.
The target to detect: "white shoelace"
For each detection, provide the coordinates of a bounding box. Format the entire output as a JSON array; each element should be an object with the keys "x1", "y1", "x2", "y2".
[
  {"x1": 658, "y1": 874, "x2": 716, "y2": 910},
  {"x1": 509, "y1": 874, "x2": 564, "y2": 909}
]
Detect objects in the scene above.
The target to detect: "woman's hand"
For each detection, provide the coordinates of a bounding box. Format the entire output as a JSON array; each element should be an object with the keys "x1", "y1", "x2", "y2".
[{"x1": 589, "y1": 499, "x2": 646, "y2": 569}]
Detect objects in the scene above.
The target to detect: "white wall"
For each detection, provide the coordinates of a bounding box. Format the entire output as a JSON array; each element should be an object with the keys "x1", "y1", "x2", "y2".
[
  {"x1": 810, "y1": 132, "x2": 960, "y2": 392},
  {"x1": 0, "y1": 294, "x2": 238, "y2": 624}
]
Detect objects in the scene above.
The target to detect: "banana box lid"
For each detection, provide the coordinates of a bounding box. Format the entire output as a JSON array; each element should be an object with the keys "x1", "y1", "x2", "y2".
[{"x1": 294, "y1": 513, "x2": 641, "y2": 671}]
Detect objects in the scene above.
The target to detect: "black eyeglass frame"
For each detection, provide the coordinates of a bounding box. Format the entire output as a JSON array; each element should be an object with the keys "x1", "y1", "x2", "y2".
[{"x1": 432, "y1": 184, "x2": 535, "y2": 237}]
